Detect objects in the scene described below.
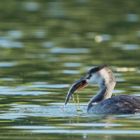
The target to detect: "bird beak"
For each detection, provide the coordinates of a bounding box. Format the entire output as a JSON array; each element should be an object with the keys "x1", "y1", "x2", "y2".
[{"x1": 64, "y1": 78, "x2": 87, "y2": 105}]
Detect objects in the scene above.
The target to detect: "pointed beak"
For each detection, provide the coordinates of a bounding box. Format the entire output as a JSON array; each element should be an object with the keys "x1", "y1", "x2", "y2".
[{"x1": 64, "y1": 78, "x2": 88, "y2": 105}]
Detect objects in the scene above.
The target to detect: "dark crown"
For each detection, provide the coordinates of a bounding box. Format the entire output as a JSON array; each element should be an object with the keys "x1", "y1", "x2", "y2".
[{"x1": 88, "y1": 65, "x2": 107, "y2": 74}]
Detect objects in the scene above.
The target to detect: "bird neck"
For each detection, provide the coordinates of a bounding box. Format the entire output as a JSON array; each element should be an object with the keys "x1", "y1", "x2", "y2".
[{"x1": 87, "y1": 82, "x2": 115, "y2": 111}]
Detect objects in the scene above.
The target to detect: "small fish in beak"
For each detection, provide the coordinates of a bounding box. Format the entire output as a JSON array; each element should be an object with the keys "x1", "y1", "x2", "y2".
[{"x1": 64, "y1": 78, "x2": 87, "y2": 105}]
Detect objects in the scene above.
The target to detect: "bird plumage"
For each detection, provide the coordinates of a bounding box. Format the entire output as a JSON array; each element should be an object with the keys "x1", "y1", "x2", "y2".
[
  {"x1": 88, "y1": 95, "x2": 140, "y2": 114},
  {"x1": 65, "y1": 65, "x2": 140, "y2": 114}
]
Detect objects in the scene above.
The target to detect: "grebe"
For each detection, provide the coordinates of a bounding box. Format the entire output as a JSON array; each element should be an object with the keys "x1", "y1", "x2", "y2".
[{"x1": 65, "y1": 65, "x2": 140, "y2": 114}]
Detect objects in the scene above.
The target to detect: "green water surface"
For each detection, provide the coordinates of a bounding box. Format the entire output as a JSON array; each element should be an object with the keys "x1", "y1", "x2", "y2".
[{"x1": 0, "y1": 0, "x2": 140, "y2": 140}]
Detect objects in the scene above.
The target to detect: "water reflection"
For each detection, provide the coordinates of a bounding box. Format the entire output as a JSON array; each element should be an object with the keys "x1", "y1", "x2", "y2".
[
  {"x1": 0, "y1": 86, "x2": 46, "y2": 95},
  {"x1": 63, "y1": 70, "x2": 79, "y2": 74},
  {"x1": 0, "y1": 37, "x2": 23, "y2": 48},
  {"x1": 113, "y1": 43, "x2": 140, "y2": 51},
  {"x1": 34, "y1": 29, "x2": 46, "y2": 39},
  {"x1": 126, "y1": 13, "x2": 139, "y2": 22},
  {"x1": 64, "y1": 62, "x2": 81, "y2": 67},
  {"x1": 95, "y1": 34, "x2": 111, "y2": 43},
  {"x1": 0, "y1": 0, "x2": 140, "y2": 140},
  {"x1": 0, "y1": 103, "x2": 86, "y2": 119},
  {"x1": 23, "y1": 1, "x2": 40, "y2": 12},
  {"x1": 7, "y1": 30, "x2": 23, "y2": 39},
  {"x1": 50, "y1": 47, "x2": 89, "y2": 54},
  {"x1": 28, "y1": 82, "x2": 69, "y2": 89},
  {"x1": 121, "y1": 44, "x2": 139, "y2": 50},
  {"x1": 30, "y1": 129, "x2": 140, "y2": 135},
  {"x1": 47, "y1": 1, "x2": 65, "y2": 18},
  {"x1": 0, "y1": 62, "x2": 17, "y2": 67},
  {"x1": 42, "y1": 41, "x2": 54, "y2": 48}
]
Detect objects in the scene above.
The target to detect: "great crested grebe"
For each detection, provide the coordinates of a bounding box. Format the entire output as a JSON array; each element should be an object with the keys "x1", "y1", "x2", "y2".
[{"x1": 65, "y1": 65, "x2": 140, "y2": 114}]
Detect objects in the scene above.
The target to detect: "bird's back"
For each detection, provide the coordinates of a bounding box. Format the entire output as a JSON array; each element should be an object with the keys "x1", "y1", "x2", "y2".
[{"x1": 88, "y1": 95, "x2": 140, "y2": 114}]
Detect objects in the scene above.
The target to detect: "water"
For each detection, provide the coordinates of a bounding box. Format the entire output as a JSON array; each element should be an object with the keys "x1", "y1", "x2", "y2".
[{"x1": 0, "y1": 0, "x2": 140, "y2": 140}]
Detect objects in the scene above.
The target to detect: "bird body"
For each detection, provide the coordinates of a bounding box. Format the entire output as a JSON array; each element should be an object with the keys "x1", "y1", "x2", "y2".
[
  {"x1": 65, "y1": 65, "x2": 140, "y2": 114},
  {"x1": 87, "y1": 95, "x2": 140, "y2": 114}
]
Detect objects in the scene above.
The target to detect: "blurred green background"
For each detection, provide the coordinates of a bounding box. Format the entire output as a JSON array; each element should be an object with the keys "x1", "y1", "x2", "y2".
[{"x1": 0, "y1": 0, "x2": 139, "y2": 140}]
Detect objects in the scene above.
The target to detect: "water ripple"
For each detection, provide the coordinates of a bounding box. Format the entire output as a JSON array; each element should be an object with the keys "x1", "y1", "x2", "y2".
[
  {"x1": 31, "y1": 129, "x2": 140, "y2": 135},
  {"x1": 63, "y1": 70, "x2": 79, "y2": 74},
  {"x1": 0, "y1": 86, "x2": 48, "y2": 96},
  {"x1": 28, "y1": 82, "x2": 69, "y2": 89},
  {"x1": 64, "y1": 62, "x2": 81, "y2": 67},
  {"x1": 0, "y1": 37, "x2": 23, "y2": 48},
  {"x1": 50, "y1": 47, "x2": 89, "y2": 54},
  {"x1": 0, "y1": 62, "x2": 17, "y2": 67},
  {"x1": 0, "y1": 103, "x2": 86, "y2": 120}
]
